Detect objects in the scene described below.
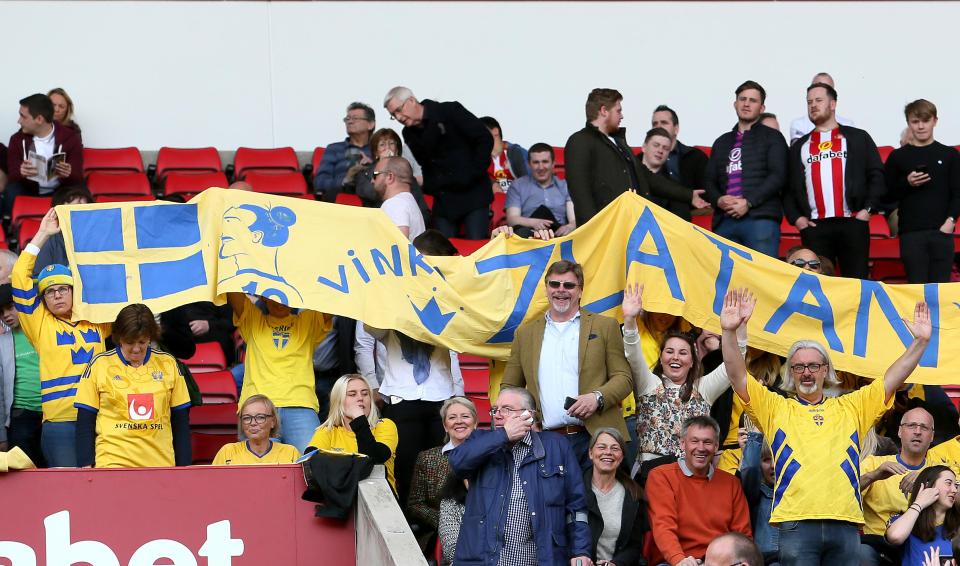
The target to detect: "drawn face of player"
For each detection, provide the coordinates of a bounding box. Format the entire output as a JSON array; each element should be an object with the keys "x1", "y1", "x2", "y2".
[{"x1": 219, "y1": 206, "x2": 259, "y2": 261}]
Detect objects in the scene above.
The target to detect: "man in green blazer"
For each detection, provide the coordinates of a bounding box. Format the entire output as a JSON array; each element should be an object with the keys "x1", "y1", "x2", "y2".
[{"x1": 501, "y1": 260, "x2": 633, "y2": 468}]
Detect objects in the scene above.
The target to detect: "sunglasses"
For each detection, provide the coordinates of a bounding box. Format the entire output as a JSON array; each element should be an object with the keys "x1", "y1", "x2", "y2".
[
  {"x1": 790, "y1": 259, "x2": 821, "y2": 269},
  {"x1": 547, "y1": 280, "x2": 579, "y2": 290}
]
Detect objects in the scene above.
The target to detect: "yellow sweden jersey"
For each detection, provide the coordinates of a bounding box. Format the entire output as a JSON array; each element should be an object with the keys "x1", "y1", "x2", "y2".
[
  {"x1": 234, "y1": 298, "x2": 331, "y2": 411},
  {"x1": 928, "y1": 436, "x2": 960, "y2": 476},
  {"x1": 74, "y1": 348, "x2": 191, "y2": 468},
  {"x1": 742, "y1": 375, "x2": 891, "y2": 524},
  {"x1": 212, "y1": 441, "x2": 300, "y2": 465},
  {"x1": 861, "y1": 454, "x2": 929, "y2": 535},
  {"x1": 307, "y1": 418, "x2": 399, "y2": 491},
  {"x1": 12, "y1": 248, "x2": 110, "y2": 422}
]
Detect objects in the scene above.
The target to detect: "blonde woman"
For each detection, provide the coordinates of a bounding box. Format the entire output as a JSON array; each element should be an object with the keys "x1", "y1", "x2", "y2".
[
  {"x1": 213, "y1": 394, "x2": 299, "y2": 465},
  {"x1": 47, "y1": 88, "x2": 81, "y2": 136},
  {"x1": 307, "y1": 374, "x2": 399, "y2": 493}
]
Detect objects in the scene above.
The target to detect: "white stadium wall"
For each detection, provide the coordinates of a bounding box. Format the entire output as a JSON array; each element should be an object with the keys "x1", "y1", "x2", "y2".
[{"x1": 1, "y1": 1, "x2": 957, "y2": 153}]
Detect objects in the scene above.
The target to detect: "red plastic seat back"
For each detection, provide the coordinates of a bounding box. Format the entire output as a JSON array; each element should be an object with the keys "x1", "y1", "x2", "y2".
[
  {"x1": 11, "y1": 196, "x2": 51, "y2": 227},
  {"x1": 156, "y1": 147, "x2": 222, "y2": 181},
  {"x1": 165, "y1": 171, "x2": 229, "y2": 198},
  {"x1": 310, "y1": 147, "x2": 326, "y2": 180},
  {"x1": 246, "y1": 171, "x2": 309, "y2": 197},
  {"x1": 83, "y1": 147, "x2": 144, "y2": 176},
  {"x1": 233, "y1": 147, "x2": 299, "y2": 180},
  {"x1": 86, "y1": 171, "x2": 152, "y2": 197}
]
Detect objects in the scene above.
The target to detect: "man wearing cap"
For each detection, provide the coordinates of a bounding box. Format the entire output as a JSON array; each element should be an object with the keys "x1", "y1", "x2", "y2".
[{"x1": 11, "y1": 209, "x2": 110, "y2": 467}]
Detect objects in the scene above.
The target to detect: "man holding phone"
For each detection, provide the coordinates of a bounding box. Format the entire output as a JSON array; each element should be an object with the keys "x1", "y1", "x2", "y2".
[
  {"x1": 501, "y1": 260, "x2": 633, "y2": 469},
  {"x1": 884, "y1": 99, "x2": 960, "y2": 283}
]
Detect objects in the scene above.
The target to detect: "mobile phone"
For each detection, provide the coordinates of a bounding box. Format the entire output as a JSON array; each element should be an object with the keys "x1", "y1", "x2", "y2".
[
  {"x1": 520, "y1": 410, "x2": 534, "y2": 424},
  {"x1": 916, "y1": 164, "x2": 929, "y2": 175},
  {"x1": 564, "y1": 396, "x2": 577, "y2": 410},
  {"x1": 940, "y1": 555, "x2": 953, "y2": 565}
]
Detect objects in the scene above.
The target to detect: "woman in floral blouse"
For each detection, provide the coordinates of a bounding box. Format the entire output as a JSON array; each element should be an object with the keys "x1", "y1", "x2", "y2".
[{"x1": 623, "y1": 284, "x2": 750, "y2": 463}]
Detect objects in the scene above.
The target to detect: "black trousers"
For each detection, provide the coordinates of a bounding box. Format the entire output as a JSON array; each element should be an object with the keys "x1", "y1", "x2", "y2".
[
  {"x1": 899, "y1": 229, "x2": 955, "y2": 283},
  {"x1": 381, "y1": 399, "x2": 444, "y2": 511},
  {"x1": 800, "y1": 217, "x2": 870, "y2": 279},
  {"x1": 8, "y1": 408, "x2": 45, "y2": 468}
]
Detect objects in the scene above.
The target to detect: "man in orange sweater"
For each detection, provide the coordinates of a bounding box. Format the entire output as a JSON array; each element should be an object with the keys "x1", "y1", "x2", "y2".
[{"x1": 647, "y1": 415, "x2": 752, "y2": 566}]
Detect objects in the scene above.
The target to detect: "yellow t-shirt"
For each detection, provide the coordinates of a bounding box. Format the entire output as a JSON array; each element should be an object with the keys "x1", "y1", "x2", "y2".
[
  {"x1": 233, "y1": 297, "x2": 331, "y2": 411},
  {"x1": 75, "y1": 348, "x2": 191, "y2": 468},
  {"x1": 742, "y1": 375, "x2": 891, "y2": 524},
  {"x1": 928, "y1": 436, "x2": 960, "y2": 475},
  {"x1": 307, "y1": 418, "x2": 399, "y2": 491},
  {"x1": 860, "y1": 454, "x2": 929, "y2": 536},
  {"x1": 212, "y1": 440, "x2": 300, "y2": 465},
  {"x1": 12, "y1": 249, "x2": 111, "y2": 422}
]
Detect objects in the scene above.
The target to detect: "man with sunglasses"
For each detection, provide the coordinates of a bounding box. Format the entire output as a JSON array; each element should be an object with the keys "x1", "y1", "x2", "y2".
[
  {"x1": 313, "y1": 102, "x2": 375, "y2": 202},
  {"x1": 449, "y1": 386, "x2": 594, "y2": 566},
  {"x1": 720, "y1": 290, "x2": 932, "y2": 566},
  {"x1": 382, "y1": 86, "x2": 493, "y2": 240},
  {"x1": 501, "y1": 260, "x2": 633, "y2": 468},
  {"x1": 784, "y1": 246, "x2": 824, "y2": 274}
]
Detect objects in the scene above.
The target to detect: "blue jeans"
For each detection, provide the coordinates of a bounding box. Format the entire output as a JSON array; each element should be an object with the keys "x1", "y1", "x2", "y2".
[
  {"x1": 624, "y1": 415, "x2": 638, "y2": 471},
  {"x1": 779, "y1": 519, "x2": 859, "y2": 566},
  {"x1": 433, "y1": 206, "x2": 490, "y2": 240},
  {"x1": 713, "y1": 215, "x2": 780, "y2": 257},
  {"x1": 42, "y1": 421, "x2": 77, "y2": 468},
  {"x1": 277, "y1": 407, "x2": 320, "y2": 454}
]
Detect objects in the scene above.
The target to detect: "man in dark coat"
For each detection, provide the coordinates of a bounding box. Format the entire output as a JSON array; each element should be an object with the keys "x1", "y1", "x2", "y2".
[
  {"x1": 383, "y1": 86, "x2": 493, "y2": 240},
  {"x1": 564, "y1": 88, "x2": 696, "y2": 225}
]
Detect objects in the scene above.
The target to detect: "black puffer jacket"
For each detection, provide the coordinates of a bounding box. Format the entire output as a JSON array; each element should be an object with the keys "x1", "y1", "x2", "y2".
[{"x1": 704, "y1": 122, "x2": 788, "y2": 226}]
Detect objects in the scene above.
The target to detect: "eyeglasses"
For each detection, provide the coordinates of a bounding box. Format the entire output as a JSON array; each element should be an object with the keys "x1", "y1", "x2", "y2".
[
  {"x1": 547, "y1": 280, "x2": 579, "y2": 290},
  {"x1": 343, "y1": 116, "x2": 368, "y2": 123},
  {"x1": 240, "y1": 413, "x2": 273, "y2": 425},
  {"x1": 372, "y1": 170, "x2": 387, "y2": 178},
  {"x1": 790, "y1": 363, "x2": 825, "y2": 375},
  {"x1": 900, "y1": 422, "x2": 933, "y2": 432},
  {"x1": 489, "y1": 406, "x2": 531, "y2": 418},
  {"x1": 43, "y1": 285, "x2": 72, "y2": 298},
  {"x1": 388, "y1": 98, "x2": 410, "y2": 121},
  {"x1": 790, "y1": 258, "x2": 822, "y2": 270}
]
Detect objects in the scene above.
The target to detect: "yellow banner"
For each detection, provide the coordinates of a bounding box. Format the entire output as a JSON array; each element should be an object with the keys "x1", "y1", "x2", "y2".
[{"x1": 59, "y1": 188, "x2": 957, "y2": 384}]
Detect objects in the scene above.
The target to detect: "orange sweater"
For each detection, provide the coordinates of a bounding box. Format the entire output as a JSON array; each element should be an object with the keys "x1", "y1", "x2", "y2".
[{"x1": 647, "y1": 462, "x2": 752, "y2": 565}]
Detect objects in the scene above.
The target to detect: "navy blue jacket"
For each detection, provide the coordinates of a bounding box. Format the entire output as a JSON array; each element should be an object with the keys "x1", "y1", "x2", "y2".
[
  {"x1": 312, "y1": 138, "x2": 372, "y2": 196},
  {"x1": 448, "y1": 428, "x2": 592, "y2": 565}
]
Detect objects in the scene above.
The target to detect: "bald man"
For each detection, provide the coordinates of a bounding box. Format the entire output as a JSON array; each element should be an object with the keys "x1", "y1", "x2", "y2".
[{"x1": 704, "y1": 532, "x2": 763, "y2": 566}]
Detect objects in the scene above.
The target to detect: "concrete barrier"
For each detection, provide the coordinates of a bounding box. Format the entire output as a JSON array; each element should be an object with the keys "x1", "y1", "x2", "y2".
[{"x1": 356, "y1": 465, "x2": 428, "y2": 566}]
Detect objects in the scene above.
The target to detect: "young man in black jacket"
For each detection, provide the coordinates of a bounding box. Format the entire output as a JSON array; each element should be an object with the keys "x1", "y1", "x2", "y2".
[
  {"x1": 565, "y1": 88, "x2": 697, "y2": 225},
  {"x1": 651, "y1": 104, "x2": 710, "y2": 195},
  {"x1": 383, "y1": 86, "x2": 493, "y2": 240},
  {"x1": 640, "y1": 127, "x2": 709, "y2": 221},
  {"x1": 704, "y1": 81, "x2": 788, "y2": 257},
  {"x1": 884, "y1": 99, "x2": 960, "y2": 283},
  {"x1": 783, "y1": 83, "x2": 885, "y2": 279}
]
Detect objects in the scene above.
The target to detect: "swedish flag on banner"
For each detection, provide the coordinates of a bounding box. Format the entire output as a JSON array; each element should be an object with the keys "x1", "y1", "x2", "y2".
[{"x1": 64, "y1": 203, "x2": 213, "y2": 309}]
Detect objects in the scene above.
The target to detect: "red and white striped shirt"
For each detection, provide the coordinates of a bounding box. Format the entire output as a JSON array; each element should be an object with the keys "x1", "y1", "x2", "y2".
[{"x1": 801, "y1": 128, "x2": 850, "y2": 219}]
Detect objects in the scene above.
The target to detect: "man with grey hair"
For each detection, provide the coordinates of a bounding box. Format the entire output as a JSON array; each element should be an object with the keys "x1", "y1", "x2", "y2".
[
  {"x1": 704, "y1": 532, "x2": 764, "y2": 566},
  {"x1": 646, "y1": 415, "x2": 752, "y2": 566},
  {"x1": 383, "y1": 86, "x2": 493, "y2": 240},
  {"x1": 789, "y1": 72, "x2": 855, "y2": 143},
  {"x1": 448, "y1": 386, "x2": 594, "y2": 566},
  {"x1": 313, "y1": 101, "x2": 376, "y2": 201},
  {"x1": 720, "y1": 290, "x2": 932, "y2": 566}
]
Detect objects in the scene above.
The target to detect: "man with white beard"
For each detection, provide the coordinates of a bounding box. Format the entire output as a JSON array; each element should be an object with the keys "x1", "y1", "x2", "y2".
[{"x1": 501, "y1": 260, "x2": 633, "y2": 468}]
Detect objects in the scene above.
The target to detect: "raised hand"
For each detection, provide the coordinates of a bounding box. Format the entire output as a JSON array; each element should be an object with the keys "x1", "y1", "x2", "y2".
[
  {"x1": 915, "y1": 484, "x2": 941, "y2": 509},
  {"x1": 38, "y1": 208, "x2": 61, "y2": 237},
  {"x1": 905, "y1": 302, "x2": 932, "y2": 341},
  {"x1": 621, "y1": 283, "x2": 644, "y2": 320},
  {"x1": 720, "y1": 288, "x2": 755, "y2": 331}
]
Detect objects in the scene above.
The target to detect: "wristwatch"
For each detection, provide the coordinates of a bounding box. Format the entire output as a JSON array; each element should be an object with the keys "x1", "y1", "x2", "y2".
[{"x1": 592, "y1": 390, "x2": 605, "y2": 411}]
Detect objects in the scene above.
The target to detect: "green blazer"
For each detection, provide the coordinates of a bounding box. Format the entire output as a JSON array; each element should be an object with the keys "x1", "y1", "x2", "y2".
[{"x1": 501, "y1": 309, "x2": 633, "y2": 437}]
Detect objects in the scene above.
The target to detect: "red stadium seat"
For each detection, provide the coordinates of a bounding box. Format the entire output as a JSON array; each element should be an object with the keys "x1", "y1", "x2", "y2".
[
  {"x1": 309, "y1": 147, "x2": 326, "y2": 181},
  {"x1": 191, "y1": 432, "x2": 236, "y2": 465},
  {"x1": 695, "y1": 145, "x2": 712, "y2": 158},
  {"x1": 450, "y1": 238, "x2": 489, "y2": 256},
  {"x1": 246, "y1": 171, "x2": 311, "y2": 198},
  {"x1": 155, "y1": 147, "x2": 222, "y2": 181},
  {"x1": 869, "y1": 237, "x2": 900, "y2": 260},
  {"x1": 18, "y1": 218, "x2": 41, "y2": 248},
  {"x1": 193, "y1": 370, "x2": 238, "y2": 404},
  {"x1": 164, "y1": 171, "x2": 229, "y2": 198},
  {"x1": 552, "y1": 147, "x2": 565, "y2": 180},
  {"x1": 190, "y1": 402, "x2": 238, "y2": 429},
  {"x1": 468, "y1": 394, "x2": 492, "y2": 427},
  {"x1": 462, "y1": 367, "x2": 489, "y2": 395},
  {"x1": 233, "y1": 147, "x2": 299, "y2": 180},
  {"x1": 423, "y1": 194, "x2": 434, "y2": 210},
  {"x1": 779, "y1": 236, "x2": 802, "y2": 260},
  {"x1": 944, "y1": 386, "x2": 960, "y2": 412},
  {"x1": 181, "y1": 341, "x2": 228, "y2": 374},
  {"x1": 87, "y1": 171, "x2": 152, "y2": 198},
  {"x1": 83, "y1": 147, "x2": 144, "y2": 176},
  {"x1": 877, "y1": 146, "x2": 894, "y2": 163},
  {"x1": 690, "y1": 213, "x2": 712, "y2": 231},
  {"x1": 457, "y1": 353, "x2": 488, "y2": 369},
  {"x1": 335, "y1": 193, "x2": 363, "y2": 207},
  {"x1": 95, "y1": 194, "x2": 156, "y2": 203},
  {"x1": 868, "y1": 214, "x2": 891, "y2": 238},
  {"x1": 10, "y1": 196, "x2": 51, "y2": 228},
  {"x1": 490, "y1": 191, "x2": 508, "y2": 230},
  {"x1": 780, "y1": 217, "x2": 800, "y2": 237}
]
